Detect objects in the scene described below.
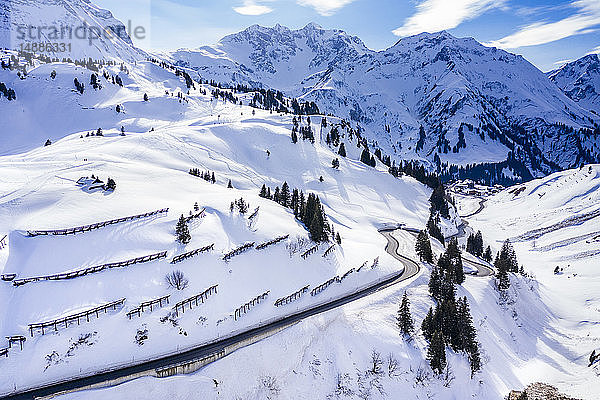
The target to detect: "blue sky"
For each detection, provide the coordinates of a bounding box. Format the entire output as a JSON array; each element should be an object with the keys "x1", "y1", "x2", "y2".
[{"x1": 95, "y1": 0, "x2": 600, "y2": 71}]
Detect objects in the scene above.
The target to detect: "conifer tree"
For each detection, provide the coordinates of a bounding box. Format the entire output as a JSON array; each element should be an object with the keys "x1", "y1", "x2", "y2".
[
  {"x1": 143, "y1": 93, "x2": 149, "y2": 101},
  {"x1": 427, "y1": 214, "x2": 445, "y2": 244},
  {"x1": 280, "y1": 182, "x2": 291, "y2": 207},
  {"x1": 336, "y1": 232, "x2": 342, "y2": 245},
  {"x1": 428, "y1": 266, "x2": 443, "y2": 301},
  {"x1": 427, "y1": 331, "x2": 447, "y2": 374},
  {"x1": 338, "y1": 143, "x2": 347, "y2": 157},
  {"x1": 227, "y1": 180, "x2": 233, "y2": 189},
  {"x1": 175, "y1": 215, "x2": 191, "y2": 244},
  {"x1": 415, "y1": 230, "x2": 433, "y2": 263},
  {"x1": 421, "y1": 307, "x2": 435, "y2": 341},
  {"x1": 483, "y1": 246, "x2": 492, "y2": 262},
  {"x1": 397, "y1": 292, "x2": 414, "y2": 337},
  {"x1": 259, "y1": 184, "x2": 268, "y2": 198}
]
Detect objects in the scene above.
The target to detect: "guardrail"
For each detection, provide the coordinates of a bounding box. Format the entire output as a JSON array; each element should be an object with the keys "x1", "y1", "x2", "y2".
[
  {"x1": 171, "y1": 244, "x2": 214, "y2": 264},
  {"x1": 2, "y1": 267, "x2": 413, "y2": 397},
  {"x1": 127, "y1": 295, "x2": 171, "y2": 319},
  {"x1": 13, "y1": 251, "x2": 168, "y2": 287},
  {"x1": 182, "y1": 209, "x2": 206, "y2": 224},
  {"x1": 26, "y1": 208, "x2": 169, "y2": 237},
  {"x1": 301, "y1": 245, "x2": 318, "y2": 259},
  {"x1": 172, "y1": 285, "x2": 218, "y2": 317},
  {"x1": 223, "y1": 242, "x2": 255, "y2": 262},
  {"x1": 28, "y1": 298, "x2": 126, "y2": 337},
  {"x1": 255, "y1": 235, "x2": 289, "y2": 250},
  {"x1": 322, "y1": 244, "x2": 335, "y2": 257},
  {"x1": 274, "y1": 285, "x2": 310, "y2": 307},
  {"x1": 234, "y1": 291, "x2": 270, "y2": 321}
]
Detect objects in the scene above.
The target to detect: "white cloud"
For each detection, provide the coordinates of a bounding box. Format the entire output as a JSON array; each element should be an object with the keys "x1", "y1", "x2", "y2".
[
  {"x1": 392, "y1": 0, "x2": 504, "y2": 37},
  {"x1": 486, "y1": 0, "x2": 600, "y2": 49},
  {"x1": 297, "y1": 0, "x2": 356, "y2": 16},
  {"x1": 233, "y1": 0, "x2": 274, "y2": 16}
]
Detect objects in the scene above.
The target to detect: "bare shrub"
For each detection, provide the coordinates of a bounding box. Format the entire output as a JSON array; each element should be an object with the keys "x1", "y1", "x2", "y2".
[
  {"x1": 165, "y1": 270, "x2": 189, "y2": 290},
  {"x1": 387, "y1": 354, "x2": 400, "y2": 378}
]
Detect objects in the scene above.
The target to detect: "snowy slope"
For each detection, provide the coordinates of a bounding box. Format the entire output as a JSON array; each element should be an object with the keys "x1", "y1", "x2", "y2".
[
  {"x1": 0, "y1": 0, "x2": 144, "y2": 61},
  {"x1": 168, "y1": 25, "x2": 600, "y2": 179},
  {"x1": 0, "y1": 58, "x2": 436, "y2": 393},
  {"x1": 34, "y1": 167, "x2": 600, "y2": 400},
  {"x1": 549, "y1": 54, "x2": 600, "y2": 113}
]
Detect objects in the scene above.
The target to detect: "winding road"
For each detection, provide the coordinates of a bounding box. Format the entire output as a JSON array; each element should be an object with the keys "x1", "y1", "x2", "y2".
[{"x1": 2, "y1": 229, "x2": 420, "y2": 400}]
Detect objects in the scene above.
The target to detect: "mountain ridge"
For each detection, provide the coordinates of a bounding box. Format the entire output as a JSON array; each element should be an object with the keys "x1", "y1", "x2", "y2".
[{"x1": 168, "y1": 23, "x2": 600, "y2": 183}]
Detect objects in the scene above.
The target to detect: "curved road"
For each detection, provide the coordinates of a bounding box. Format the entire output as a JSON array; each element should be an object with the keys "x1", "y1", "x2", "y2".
[
  {"x1": 2, "y1": 229, "x2": 420, "y2": 400},
  {"x1": 399, "y1": 226, "x2": 494, "y2": 277}
]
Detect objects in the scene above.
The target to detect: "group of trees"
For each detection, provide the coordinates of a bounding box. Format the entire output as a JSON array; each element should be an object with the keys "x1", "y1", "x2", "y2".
[
  {"x1": 291, "y1": 116, "x2": 315, "y2": 143},
  {"x1": 422, "y1": 238, "x2": 481, "y2": 376},
  {"x1": 0, "y1": 82, "x2": 16, "y2": 100},
  {"x1": 466, "y1": 230, "x2": 492, "y2": 262},
  {"x1": 495, "y1": 239, "x2": 520, "y2": 290},
  {"x1": 73, "y1": 78, "x2": 85, "y2": 94},
  {"x1": 426, "y1": 184, "x2": 451, "y2": 244},
  {"x1": 189, "y1": 168, "x2": 216, "y2": 184},
  {"x1": 259, "y1": 182, "x2": 333, "y2": 243},
  {"x1": 360, "y1": 147, "x2": 377, "y2": 168},
  {"x1": 230, "y1": 197, "x2": 250, "y2": 214}
]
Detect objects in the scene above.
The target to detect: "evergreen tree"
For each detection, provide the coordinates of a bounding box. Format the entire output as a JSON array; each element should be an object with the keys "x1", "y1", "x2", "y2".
[
  {"x1": 496, "y1": 239, "x2": 518, "y2": 273},
  {"x1": 175, "y1": 215, "x2": 191, "y2": 244},
  {"x1": 456, "y1": 297, "x2": 481, "y2": 376},
  {"x1": 291, "y1": 127, "x2": 298, "y2": 143},
  {"x1": 397, "y1": 292, "x2": 414, "y2": 337},
  {"x1": 430, "y1": 184, "x2": 450, "y2": 219},
  {"x1": 120, "y1": 126, "x2": 125, "y2": 136},
  {"x1": 415, "y1": 230, "x2": 434, "y2": 263},
  {"x1": 336, "y1": 232, "x2": 342, "y2": 244},
  {"x1": 44, "y1": 139, "x2": 52, "y2": 146},
  {"x1": 259, "y1": 184, "x2": 268, "y2": 198},
  {"x1": 280, "y1": 182, "x2": 291, "y2": 207},
  {"x1": 483, "y1": 246, "x2": 492, "y2": 262},
  {"x1": 427, "y1": 214, "x2": 445, "y2": 244},
  {"x1": 227, "y1": 180, "x2": 233, "y2": 189},
  {"x1": 308, "y1": 196, "x2": 328, "y2": 242},
  {"x1": 143, "y1": 93, "x2": 149, "y2": 101},
  {"x1": 291, "y1": 189, "x2": 299, "y2": 216},
  {"x1": 211, "y1": 172, "x2": 216, "y2": 184},
  {"x1": 428, "y1": 265, "x2": 443, "y2": 301},
  {"x1": 495, "y1": 240, "x2": 518, "y2": 290},
  {"x1": 427, "y1": 331, "x2": 447, "y2": 374},
  {"x1": 338, "y1": 142, "x2": 347, "y2": 157},
  {"x1": 421, "y1": 307, "x2": 435, "y2": 341},
  {"x1": 332, "y1": 158, "x2": 340, "y2": 169},
  {"x1": 360, "y1": 148, "x2": 372, "y2": 166},
  {"x1": 446, "y1": 238, "x2": 465, "y2": 285}
]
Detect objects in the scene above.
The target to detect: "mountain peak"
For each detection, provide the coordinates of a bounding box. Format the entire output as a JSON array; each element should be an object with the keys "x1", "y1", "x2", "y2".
[{"x1": 302, "y1": 22, "x2": 323, "y2": 31}]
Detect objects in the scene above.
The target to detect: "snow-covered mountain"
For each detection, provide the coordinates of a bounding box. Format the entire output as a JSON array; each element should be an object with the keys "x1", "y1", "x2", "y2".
[
  {"x1": 549, "y1": 54, "x2": 600, "y2": 113},
  {"x1": 169, "y1": 24, "x2": 600, "y2": 181},
  {"x1": 0, "y1": 0, "x2": 144, "y2": 61}
]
